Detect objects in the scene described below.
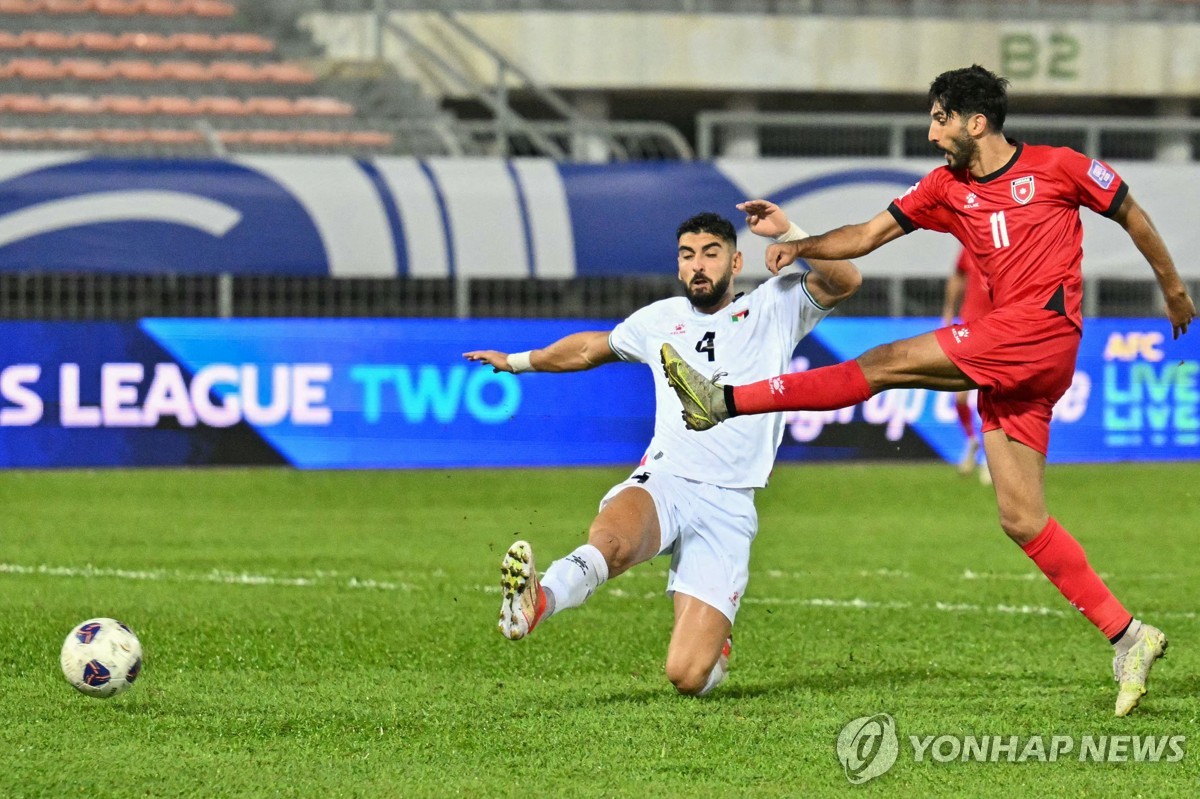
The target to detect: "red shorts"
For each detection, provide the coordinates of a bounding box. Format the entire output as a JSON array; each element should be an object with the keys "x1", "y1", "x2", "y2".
[{"x1": 934, "y1": 305, "x2": 1080, "y2": 456}]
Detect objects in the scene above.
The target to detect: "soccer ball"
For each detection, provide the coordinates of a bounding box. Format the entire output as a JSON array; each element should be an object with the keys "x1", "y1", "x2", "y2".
[{"x1": 60, "y1": 618, "x2": 143, "y2": 698}]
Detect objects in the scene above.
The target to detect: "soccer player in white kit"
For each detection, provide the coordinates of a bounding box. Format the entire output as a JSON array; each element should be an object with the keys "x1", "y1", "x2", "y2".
[{"x1": 464, "y1": 210, "x2": 860, "y2": 695}]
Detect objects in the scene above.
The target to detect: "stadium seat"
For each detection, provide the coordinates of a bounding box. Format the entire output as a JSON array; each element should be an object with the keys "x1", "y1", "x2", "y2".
[
  {"x1": 78, "y1": 32, "x2": 128, "y2": 52},
  {"x1": 59, "y1": 57, "x2": 114, "y2": 79},
  {"x1": 94, "y1": 0, "x2": 142, "y2": 17},
  {"x1": 170, "y1": 32, "x2": 222, "y2": 53},
  {"x1": 195, "y1": 94, "x2": 246, "y2": 115},
  {"x1": 7, "y1": 58, "x2": 60, "y2": 79},
  {"x1": 207, "y1": 59, "x2": 258, "y2": 82},
  {"x1": 156, "y1": 59, "x2": 207, "y2": 80},
  {"x1": 44, "y1": 0, "x2": 92, "y2": 12},
  {"x1": 25, "y1": 31, "x2": 72, "y2": 50},
  {"x1": 258, "y1": 62, "x2": 315, "y2": 84},
  {"x1": 242, "y1": 95, "x2": 296, "y2": 116},
  {"x1": 106, "y1": 59, "x2": 160, "y2": 80},
  {"x1": 190, "y1": 0, "x2": 235, "y2": 19},
  {"x1": 142, "y1": 0, "x2": 188, "y2": 16},
  {"x1": 292, "y1": 96, "x2": 354, "y2": 116},
  {"x1": 219, "y1": 33, "x2": 273, "y2": 55},
  {"x1": 151, "y1": 94, "x2": 200, "y2": 114},
  {"x1": 98, "y1": 93, "x2": 149, "y2": 113},
  {"x1": 345, "y1": 130, "x2": 394, "y2": 148},
  {"x1": 51, "y1": 92, "x2": 104, "y2": 112},
  {"x1": 0, "y1": 93, "x2": 51, "y2": 112},
  {"x1": 119, "y1": 32, "x2": 173, "y2": 53}
]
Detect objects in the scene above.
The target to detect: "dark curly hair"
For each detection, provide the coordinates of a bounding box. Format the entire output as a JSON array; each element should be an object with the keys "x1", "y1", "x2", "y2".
[
  {"x1": 928, "y1": 65, "x2": 1010, "y2": 133},
  {"x1": 676, "y1": 212, "x2": 737, "y2": 246}
]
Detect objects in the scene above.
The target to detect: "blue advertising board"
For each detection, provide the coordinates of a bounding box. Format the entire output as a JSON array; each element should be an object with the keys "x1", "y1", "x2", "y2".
[{"x1": 0, "y1": 318, "x2": 1194, "y2": 468}]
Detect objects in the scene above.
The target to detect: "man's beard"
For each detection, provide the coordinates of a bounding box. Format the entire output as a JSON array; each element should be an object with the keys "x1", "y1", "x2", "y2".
[
  {"x1": 939, "y1": 131, "x2": 978, "y2": 171},
  {"x1": 685, "y1": 272, "x2": 731, "y2": 308}
]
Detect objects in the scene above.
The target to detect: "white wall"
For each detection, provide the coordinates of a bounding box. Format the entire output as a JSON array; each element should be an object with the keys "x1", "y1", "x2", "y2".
[{"x1": 301, "y1": 11, "x2": 1200, "y2": 99}]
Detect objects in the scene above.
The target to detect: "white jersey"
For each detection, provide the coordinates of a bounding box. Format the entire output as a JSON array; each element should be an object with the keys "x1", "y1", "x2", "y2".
[{"x1": 608, "y1": 270, "x2": 831, "y2": 489}]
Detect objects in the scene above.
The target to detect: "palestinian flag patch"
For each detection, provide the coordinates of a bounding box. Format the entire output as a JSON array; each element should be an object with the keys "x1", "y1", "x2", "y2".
[{"x1": 730, "y1": 309, "x2": 749, "y2": 322}]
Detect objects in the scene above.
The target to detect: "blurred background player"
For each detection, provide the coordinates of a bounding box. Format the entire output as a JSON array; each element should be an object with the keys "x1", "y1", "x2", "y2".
[
  {"x1": 662, "y1": 65, "x2": 1195, "y2": 716},
  {"x1": 465, "y1": 210, "x2": 859, "y2": 696},
  {"x1": 940, "y1": 248, "x2": 994, "y2": 484}
]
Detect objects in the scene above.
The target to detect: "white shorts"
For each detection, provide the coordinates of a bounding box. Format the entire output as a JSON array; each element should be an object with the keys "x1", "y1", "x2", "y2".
[{"x1": 599, "y1": 469, "x2": 757, "y2": 624}]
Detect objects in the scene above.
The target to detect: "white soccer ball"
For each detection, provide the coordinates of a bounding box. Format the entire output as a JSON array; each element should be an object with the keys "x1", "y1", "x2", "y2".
[{"x1": 60, "y1": 618, "x2": 143, "y2": 698}]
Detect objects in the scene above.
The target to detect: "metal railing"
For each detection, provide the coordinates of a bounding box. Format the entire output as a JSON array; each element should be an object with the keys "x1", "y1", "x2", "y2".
[
  {"x1": 696, "y1": 111, "x2": 1200, "y2": 161},
  {"x1": 0, "y1": 272, "x2": 1189, "y2": 320}
]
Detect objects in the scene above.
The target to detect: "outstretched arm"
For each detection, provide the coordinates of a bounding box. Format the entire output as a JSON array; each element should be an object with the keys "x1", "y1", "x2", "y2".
[
  {"x1": 735, "y1": 199, "x2": 862, "y2": 307},
  {"x1": 1111, "y1": 194, "x2": 1195, "y2": 339},
  {"x1": 464, "y1": 330, "x2": 619, "y2": 373},
  {"x1": 764, "y1": 209, "x2": 906, "y2": 274}
]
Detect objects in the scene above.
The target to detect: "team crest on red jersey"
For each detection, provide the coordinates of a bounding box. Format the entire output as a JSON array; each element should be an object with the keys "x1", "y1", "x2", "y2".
[{"x1": 1010, "y1": 176, "x2": 1035, "y2": 204}]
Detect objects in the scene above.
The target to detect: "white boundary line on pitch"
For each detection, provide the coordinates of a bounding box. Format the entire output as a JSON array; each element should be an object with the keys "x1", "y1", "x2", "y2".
[
  {"x1": 0, "y1": 562, "x2": 413, "y2": 591},
  {"x1": 478, "y1": 584, "x2": 1197, "y2": 620}
]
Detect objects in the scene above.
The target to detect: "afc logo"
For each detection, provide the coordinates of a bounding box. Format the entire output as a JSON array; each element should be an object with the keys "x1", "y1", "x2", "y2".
[{"x1": 1089, "y1": 159, "x2": 1115, "y2": 190}]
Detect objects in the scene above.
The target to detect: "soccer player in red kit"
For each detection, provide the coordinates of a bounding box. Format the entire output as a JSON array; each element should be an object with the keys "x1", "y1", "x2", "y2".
[
  {"x1": 661, "y1": 64, "x2": 1196, "y2": 716},
  {"x1": 941, "y1": 248, "x2": 994, "y2": 482}
]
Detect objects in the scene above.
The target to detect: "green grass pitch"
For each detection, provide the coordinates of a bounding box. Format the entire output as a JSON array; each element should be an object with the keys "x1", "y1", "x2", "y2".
[{"x1": 0, "y1": 463, "x2": 1197, "y2": 797}]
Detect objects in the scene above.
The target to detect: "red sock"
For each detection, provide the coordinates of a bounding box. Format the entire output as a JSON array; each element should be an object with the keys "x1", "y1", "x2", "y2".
[
  {"x1": 1021, "y1": 517, "x2": 1132, "y2": 639},
  {"x1": 955, "y1": 398, "x2": 975, "y2": 439},
  {"x1": 730, "y1": 360, "x2": 872, "y2": 415}
]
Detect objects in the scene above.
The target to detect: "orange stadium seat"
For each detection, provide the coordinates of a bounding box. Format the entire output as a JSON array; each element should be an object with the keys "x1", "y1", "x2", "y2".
[
  {"x1": 190, "y1": 0, "x2": 235, "y2": 18},
  {"x1": 44, "y1": 0, "x2": 93, "y2": 12},
  {"x1": 0, "y1": 93, "x2": 51, "y2": 112},
  {"x1": 258, "y1": 62, "x2": 315, "y2": 84},
  {"x1": 0, "y1": 1, "x2": 38, "y2": 14},
  {"x1": 146, "y1": 128, "x2": 202, "y2": 145},
  {"x1": 51, "y1": 93, "x2": 104, "y2": 112},
  {"x1": 170, "y1": 33, "x2": 221, "y2": 53},
  {"x1": 0, "y1": 31, "x2": 22, "y2": 49},
  {"x1": 7, "y1": 58, "x2": 61, "y2": 79},
  {"x1": 152, "y1": 95, "x2": 199, "y2": 114},
  {"x1": 25, "y1": 31, "x2": 72, "y2": 50},
  {"x1": 78, "y1": 32, "x2": 125, "y2": 52},
  {"x1": 59, "y1": 58, "x2": 114, "y2": 80},
  {"x1": 243, "y1": 96, "x2": 296, "y2": 116},
  {"x1": 196, "y1": 95, "x2": 246, "y2": 115},
  {"x1": 142, "y1": 0, "x2": 189, "y2": 16},
  {"x1": 108, "y1": 59, "x2": 160, "y2": 80},
  {"x1": 156, "y1": 59, "x2": 208, "y2": 80},
  {"x1": 346, "y1": 131, "x2": 394, "y2": 148},
  {"x1": 207, "y1": 60, "x2": 259, "y2": 82},
  {"x1": 99, "y1": 94, "x2": 151, "y2": 113},
  {"x1": 219, "y1": 34, "x2": 273, "y2": 55},
  {"x1": 120, "y1": 32, "x2": 173, "y2": 53},
  {"x1": 292, "y1": 97, "x2": 354, "y2": 116},
  {"x1": 94, "y1": 0, "x2": 142, "y2": 16}
]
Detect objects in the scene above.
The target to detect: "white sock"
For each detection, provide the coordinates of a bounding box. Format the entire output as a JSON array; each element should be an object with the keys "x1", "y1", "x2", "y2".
[
  {"x1": 1114, "y1": 619, "x2": 1143, "y2": 653},
  {"x1": 697, "y1": 659, "x2": 728, "y2": 697},
  {"x1": 539, "y1": 544, "x2": 609, "y2": 618}
]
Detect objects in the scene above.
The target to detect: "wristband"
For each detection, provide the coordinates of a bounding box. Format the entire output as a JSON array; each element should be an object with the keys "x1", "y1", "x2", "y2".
[
  {"x1": 774, "y1": 221, "x2": 810, "y2": 243},
  {"x1": 507, "y1": 351, "x2": 534, "y2": 373}
]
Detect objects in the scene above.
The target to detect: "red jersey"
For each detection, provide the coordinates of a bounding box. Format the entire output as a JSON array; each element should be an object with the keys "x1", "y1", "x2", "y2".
[
  {"x1": 956, "y1": 248, "x2": 993, "y2": 322},
  {"x1": 890, "y1": 142, "x2": 1128, "y2": 329}
]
